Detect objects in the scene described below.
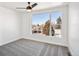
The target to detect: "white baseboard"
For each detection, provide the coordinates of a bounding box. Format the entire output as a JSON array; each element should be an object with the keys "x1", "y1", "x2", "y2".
[
  {"x1": 0, "y1": 36, "x2": 22, "y2": 46},
  {"x1": 23, "y1": 34, "x2": 68, "y2": 47}
]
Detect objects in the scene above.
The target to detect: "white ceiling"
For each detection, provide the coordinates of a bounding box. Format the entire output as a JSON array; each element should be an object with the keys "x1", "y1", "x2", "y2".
[{"x1": 0, "y1": 2, "x2": 66, "y2": 12}]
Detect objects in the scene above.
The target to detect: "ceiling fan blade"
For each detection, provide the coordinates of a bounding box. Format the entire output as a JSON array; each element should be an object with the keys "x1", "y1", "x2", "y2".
[
  {"x1": 32, "y1": 3, "x2": 38, "y2": 8},
  {"x1": 16, "y1": 7, "x2": 26, "y2": 9}
]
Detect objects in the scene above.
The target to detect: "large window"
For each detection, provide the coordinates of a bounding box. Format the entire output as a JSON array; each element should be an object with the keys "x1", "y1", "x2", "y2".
[{"x1": 32, "y1": 11, "x2": 63, "y2": 37}]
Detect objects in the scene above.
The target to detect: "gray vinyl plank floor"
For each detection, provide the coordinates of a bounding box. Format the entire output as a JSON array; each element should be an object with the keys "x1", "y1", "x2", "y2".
[{"x1": 0, "y1": 39, "x2": 69, "y2": 56}]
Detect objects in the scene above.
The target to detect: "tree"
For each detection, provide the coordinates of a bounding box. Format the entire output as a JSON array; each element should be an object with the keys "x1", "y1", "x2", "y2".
[
  {"x1": 43, "y1": 20, "x2": 50, "y2": 35},
  {"x1": 43, "y1": 20, "x2": 55, "y2": 36},
  {"x1": 56, "y1": 16, "x2": 61, "y2": 24},
  {"x1": 55, "y1": 16, "x2": 62, "y2": 29}
]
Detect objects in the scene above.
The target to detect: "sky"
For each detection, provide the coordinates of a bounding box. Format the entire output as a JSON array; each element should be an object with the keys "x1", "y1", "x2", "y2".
[{"x1": 32, "y1": 12, "x2": 63, "y2": 25}]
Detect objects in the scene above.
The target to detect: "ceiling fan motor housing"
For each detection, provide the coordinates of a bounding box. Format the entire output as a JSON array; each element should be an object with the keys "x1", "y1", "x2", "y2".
[{"x1": 26, "y1": 6, "x2": 32, "y2": 10}]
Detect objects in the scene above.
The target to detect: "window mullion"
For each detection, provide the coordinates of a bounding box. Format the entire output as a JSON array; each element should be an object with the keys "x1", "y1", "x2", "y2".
[{"x1": 49, "y1": 12, "x2": 52, "y2": 36}]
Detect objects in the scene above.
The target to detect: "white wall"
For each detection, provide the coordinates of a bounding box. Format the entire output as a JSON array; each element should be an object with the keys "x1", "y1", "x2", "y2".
[
  {"x1": 22, "y1": 12, "x2": 32, "y2": 36},
  {"x1": 0, "y1": 7, "x2": 22, "y2": 45},
  {"x1": 69, "y1": 3, "x2": 79, "y2": 55},
  {"x1": 22, "y1": 5, "x2": 68, "y2": 47}
]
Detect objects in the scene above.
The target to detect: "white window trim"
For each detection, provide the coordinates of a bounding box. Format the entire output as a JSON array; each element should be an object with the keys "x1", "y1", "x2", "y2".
[{"x1": 31, "y1": 5, "x2": 68, "y2": 37}]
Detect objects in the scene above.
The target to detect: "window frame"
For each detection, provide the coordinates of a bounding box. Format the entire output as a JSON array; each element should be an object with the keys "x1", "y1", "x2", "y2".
[{"x1": 31, "y1": 5, "x2": 68, "y2": 39}]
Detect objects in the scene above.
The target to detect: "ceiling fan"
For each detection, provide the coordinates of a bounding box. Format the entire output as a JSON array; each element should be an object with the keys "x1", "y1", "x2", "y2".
[{"x1": 16, "y1": 2, "x2": 38, "y2": 12}]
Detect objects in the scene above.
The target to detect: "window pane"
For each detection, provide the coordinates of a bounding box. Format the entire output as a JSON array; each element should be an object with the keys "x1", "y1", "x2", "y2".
[
  {"x1": 32, "y1": 13, "x2": 50, "y2": 36},
  {"x1": 51, "y1": 11, "x2": 63, "y2": 37}
]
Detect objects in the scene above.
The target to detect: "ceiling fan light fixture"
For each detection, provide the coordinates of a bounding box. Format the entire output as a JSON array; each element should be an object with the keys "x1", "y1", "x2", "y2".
[{"x1": 27, "y1": 9, "x2": 32, "y2": 12}]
